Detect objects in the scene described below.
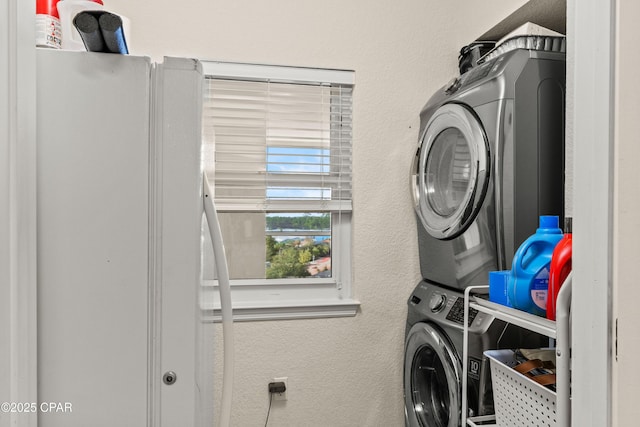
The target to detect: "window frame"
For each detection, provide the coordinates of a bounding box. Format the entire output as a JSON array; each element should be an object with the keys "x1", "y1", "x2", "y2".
[{"x1": 201, "y1": 61, "x2": 359, "y2": 322}]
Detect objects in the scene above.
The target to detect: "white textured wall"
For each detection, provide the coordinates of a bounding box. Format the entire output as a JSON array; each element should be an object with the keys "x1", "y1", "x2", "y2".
[
  {"x1": 104, "y1": 1, "x2": 525, "y2": 425},
  {"x1": 613, "y1": 0, "x2": 640, "y2": 425}
]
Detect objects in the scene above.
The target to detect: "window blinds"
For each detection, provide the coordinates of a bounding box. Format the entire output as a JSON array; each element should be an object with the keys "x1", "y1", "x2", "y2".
[{"x1": 203, "y1": 67, "x2": 353, "y2": 213}]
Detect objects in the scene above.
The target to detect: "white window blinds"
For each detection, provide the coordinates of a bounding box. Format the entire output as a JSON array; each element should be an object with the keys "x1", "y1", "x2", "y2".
[{"x1": 203, "y1": 64, "x2": 353, "y2": 213}]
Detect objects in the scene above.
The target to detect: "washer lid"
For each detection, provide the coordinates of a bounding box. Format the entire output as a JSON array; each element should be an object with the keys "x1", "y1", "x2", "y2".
[{"x1": 413, "y1": 103, "x2": 489, "y2": 240}]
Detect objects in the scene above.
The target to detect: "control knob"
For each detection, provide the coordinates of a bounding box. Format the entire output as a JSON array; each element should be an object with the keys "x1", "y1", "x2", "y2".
[{"x1": 429, "y1": 293, "x2": 446, "y2": 312}]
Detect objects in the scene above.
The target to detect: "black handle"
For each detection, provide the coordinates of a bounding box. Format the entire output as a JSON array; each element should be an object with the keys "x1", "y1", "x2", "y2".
[
  {"x1": 73, "y1": 12, "x2": 105, "y2": 53},
  {"x1": 99, "y1": 12, "x2": 129, "y2": 54}
]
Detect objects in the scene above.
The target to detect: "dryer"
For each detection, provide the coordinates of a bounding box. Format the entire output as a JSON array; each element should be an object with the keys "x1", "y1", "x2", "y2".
[
  {"x1": 404, "y1": 280, "x2": 545, "y2": 427},
  {"x1": 412, "y1": 46, "x2": 566, "y2": 290}
]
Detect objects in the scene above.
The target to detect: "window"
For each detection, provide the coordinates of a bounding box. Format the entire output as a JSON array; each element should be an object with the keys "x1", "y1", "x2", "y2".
[{"x1": 201, "y1": 62, "x2": 358, "y2": 321}]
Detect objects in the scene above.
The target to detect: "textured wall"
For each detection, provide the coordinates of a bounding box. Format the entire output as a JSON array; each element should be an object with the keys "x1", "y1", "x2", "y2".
[{"x1": 104, "y1": 1, "x2": 525, "y2": 425}]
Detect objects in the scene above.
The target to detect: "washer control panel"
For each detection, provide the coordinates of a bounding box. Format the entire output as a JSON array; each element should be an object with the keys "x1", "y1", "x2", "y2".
[
  {"x1": 409, "y1": 281, "x2": 488, "y2": 328},
  {"x1": 445, "y1": 297, "x2": 478, "y2": 326}
]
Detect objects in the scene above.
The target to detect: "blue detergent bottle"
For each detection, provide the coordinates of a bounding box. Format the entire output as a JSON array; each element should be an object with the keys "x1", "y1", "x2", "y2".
[{"x1": 508, "y1": 215, "x2": 563, "y2": 316}]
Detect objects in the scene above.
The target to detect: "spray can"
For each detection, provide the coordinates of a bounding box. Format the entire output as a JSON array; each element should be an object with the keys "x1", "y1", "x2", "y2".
[
  {"x1": 547, "y1": 217, "x2": 572, "y2": 321},
  {"x1": 508, "y1": 215, "x2": 563, "y2": 316},
  {"x1": 36, "y1": 0, "x2": 62, "y2": 49}
]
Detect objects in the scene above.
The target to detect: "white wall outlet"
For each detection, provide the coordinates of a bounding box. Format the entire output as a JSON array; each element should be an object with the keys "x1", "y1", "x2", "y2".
[{"x1": 271, "y1": 377, "x2": 288, "y2": 401}]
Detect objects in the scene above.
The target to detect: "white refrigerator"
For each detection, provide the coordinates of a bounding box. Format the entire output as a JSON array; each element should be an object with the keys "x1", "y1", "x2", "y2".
[{"x1": 36, "y1": 49, "x2": 213, "y2": 427}]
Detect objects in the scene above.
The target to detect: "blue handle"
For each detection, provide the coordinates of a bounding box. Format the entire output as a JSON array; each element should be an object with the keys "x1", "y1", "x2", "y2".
[{"x1": 515, "y1": 240, "x2": 554, "y2": 274}]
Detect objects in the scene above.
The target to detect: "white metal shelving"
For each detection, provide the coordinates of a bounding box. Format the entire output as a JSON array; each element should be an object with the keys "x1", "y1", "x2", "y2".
[
  {"x1": 461, "y1": 274, "x2": 572, "y2": 427},
  {"x1": 470, "y1": 298, "x2": 557, "y2": 338}
]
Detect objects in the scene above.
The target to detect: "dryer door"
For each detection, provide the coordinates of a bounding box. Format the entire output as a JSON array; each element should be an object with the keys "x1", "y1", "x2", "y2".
[
  {"x1": 413, "y1": 103, "x2": 489, "y2": 240},
  {"x1": 404, "y1": 322, "x2": 461, "y2": 427}
]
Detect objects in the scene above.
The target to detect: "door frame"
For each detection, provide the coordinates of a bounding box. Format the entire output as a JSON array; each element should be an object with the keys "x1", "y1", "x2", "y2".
[
  {"x1": 0, "y1": 0, "x2": 38, "y2": 426},
  {"x1": 569, "y1": 0, "x2": 614, "y2": 425}
]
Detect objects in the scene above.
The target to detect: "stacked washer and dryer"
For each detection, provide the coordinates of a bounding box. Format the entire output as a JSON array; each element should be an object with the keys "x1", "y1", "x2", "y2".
[{"x1": 404, "y1": 41, "x2": 566, "y2": 427}]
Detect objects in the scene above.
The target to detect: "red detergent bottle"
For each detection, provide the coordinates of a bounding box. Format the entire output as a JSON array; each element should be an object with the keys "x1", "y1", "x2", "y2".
[
  {"x1": 36, "y1": 0, "x2": 62, "y2": 49},
  {"x1": 547, "y1": 217, "x2": 572, "y2": 321},
  {"x1": 508, "y1": 215, "x2": 563, "y2": 317}
]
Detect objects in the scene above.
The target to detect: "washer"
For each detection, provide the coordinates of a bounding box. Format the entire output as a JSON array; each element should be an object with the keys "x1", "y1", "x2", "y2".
[
  {"x1": 412, "y1": 46, "x2": 566, "y2": 290},
  {"x1": 404, "y1": 280, "x2": 545, "y2": 427}
]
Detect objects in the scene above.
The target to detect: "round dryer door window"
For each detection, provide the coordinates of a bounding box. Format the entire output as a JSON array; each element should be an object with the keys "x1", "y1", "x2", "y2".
[
  {"x1": 404, "y1": 323, "x2": 462, "y2": 427},
  {"x1": 413, "y1": 103, "x2": 489, "y2": 240}
]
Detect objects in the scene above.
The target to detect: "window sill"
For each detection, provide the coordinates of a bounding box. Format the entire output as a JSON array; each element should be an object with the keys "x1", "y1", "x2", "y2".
[
  {"x1": 201, "y1": 280, "x2": 359, "y2": 322},
  {"x1": 203, "y1": 299, "x2": 360, "y2": 322},
  {"x1": 201, "y1": 290, "x2": 360, "y2": 322}
]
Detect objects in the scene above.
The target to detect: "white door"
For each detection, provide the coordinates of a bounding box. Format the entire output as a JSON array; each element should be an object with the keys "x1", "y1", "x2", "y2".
[
  {"x1": 37, "y1": 50, "x2": 152, "y2": 426},
  {"x1": 36, "y1": 51, "x2": 211, "y2": 427},
  {"x1": 413, "y1": 103, "x2": 489, "y2": 240}
]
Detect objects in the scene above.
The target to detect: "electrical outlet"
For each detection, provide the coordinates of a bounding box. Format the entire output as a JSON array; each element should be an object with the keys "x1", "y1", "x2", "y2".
[{"x1": 271, "y1": 377, "x2": 288, "y2": 401}]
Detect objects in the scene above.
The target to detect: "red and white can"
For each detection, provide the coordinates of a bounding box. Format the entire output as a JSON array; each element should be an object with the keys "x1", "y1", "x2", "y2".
[{"x1": 36, "y1": 0, "x2": 62, "y2": 49}]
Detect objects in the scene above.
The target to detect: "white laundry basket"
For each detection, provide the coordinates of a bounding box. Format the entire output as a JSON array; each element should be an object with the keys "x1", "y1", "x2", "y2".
[{"x1": 485, "y1": 349, "x2": 557, "y2": 427}]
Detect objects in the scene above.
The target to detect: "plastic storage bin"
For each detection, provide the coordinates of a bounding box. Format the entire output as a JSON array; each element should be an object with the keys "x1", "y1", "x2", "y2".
[{"x1": 484, "y1": 349, "x2": 557, "y2": 427}]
